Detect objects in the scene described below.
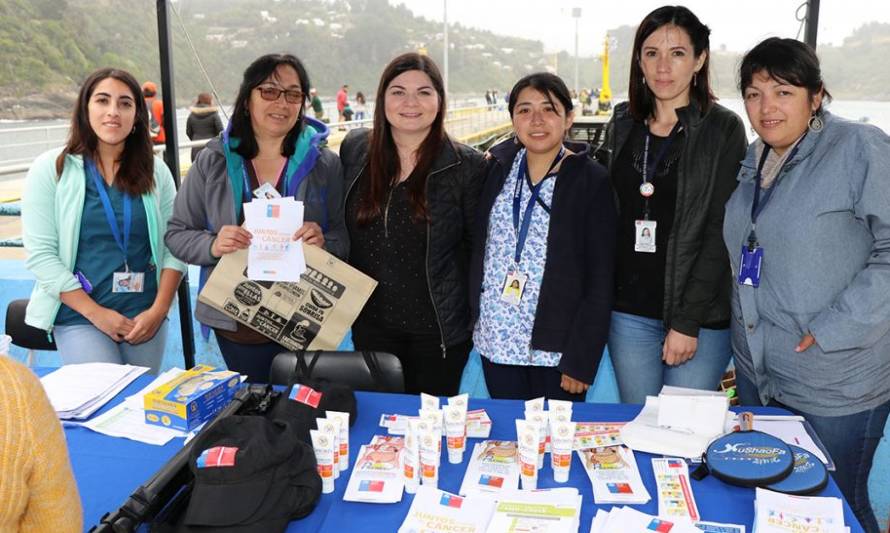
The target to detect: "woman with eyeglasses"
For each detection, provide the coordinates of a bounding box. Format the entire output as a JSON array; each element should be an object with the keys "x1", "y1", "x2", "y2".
[
  {"x1": 166, "y1": 53, "x2": 346, "y2": 382},
  {"x1": 340, "y1": 53, "x2": 484, "y2": 395}
]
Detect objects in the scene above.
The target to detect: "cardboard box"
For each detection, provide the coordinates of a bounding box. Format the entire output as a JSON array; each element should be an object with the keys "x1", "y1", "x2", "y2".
[{"x1": 144, "y1": 365, "x2": 241, "y2": 431}]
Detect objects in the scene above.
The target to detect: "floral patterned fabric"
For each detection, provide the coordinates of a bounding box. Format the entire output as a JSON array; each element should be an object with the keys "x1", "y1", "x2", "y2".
[{"x1": 473, "y1": 148, "x2": 562, "y2": 367}]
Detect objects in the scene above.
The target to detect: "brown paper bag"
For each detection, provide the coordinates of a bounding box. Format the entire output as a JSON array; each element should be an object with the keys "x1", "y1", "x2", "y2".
[{"x1": 198, "y1": 245, "x2": 376, "y2": 350}]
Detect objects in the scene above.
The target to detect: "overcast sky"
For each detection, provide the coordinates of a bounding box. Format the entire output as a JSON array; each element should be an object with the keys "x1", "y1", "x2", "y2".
[{"x1": 388, "y1": 1, "x2": 890, "y2": 55}]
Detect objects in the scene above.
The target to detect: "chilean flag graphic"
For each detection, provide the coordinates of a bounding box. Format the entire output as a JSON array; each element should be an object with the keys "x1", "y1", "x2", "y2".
[
  {"x1": 196, "y1": 446, "x2": 238, "y2": 468},
  {"x1": 439, "y1": 493, "x2": 463, "y2": 508},
  {"x1": 288, "y1": 384, "x2": 322, "y2": 408}
]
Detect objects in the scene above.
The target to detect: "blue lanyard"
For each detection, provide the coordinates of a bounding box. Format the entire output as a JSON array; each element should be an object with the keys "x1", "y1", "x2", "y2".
[
  {"x1": 85, "y1": 158, "x2": 132, "y2": 270},
  {"x1": 748, "y1": 136, "x2": 805, "y2": 246},
  {"x1": 241, "y1": 158, "x2": 306, "y2": 200},
  {"x1": 512, "y1": 147, "x2": 564, "y2": 264}
]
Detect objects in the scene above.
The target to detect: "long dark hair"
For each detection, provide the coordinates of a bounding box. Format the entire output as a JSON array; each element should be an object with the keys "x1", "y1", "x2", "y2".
[
  {"x1": 739, "y1": 37, "x2": 832, "y2": 111},
  {"x1": 229, "y1": 53, "x2": 311, "y2": 159},
  {"x1": 56, "y1": 68, "x2": 154, "y2": 195},
  {"x1": 357, "y1": 53, "x2": 448, "y2": 225},
  {"x1": 508, "y1": 72, "x2": 574, "y2": 119},
  {"x1": 628, "y1": 5, "x2": 715, "y2": 121}
]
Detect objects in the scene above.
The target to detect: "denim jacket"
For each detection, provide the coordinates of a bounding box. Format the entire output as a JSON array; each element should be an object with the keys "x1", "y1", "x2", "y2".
[{"x1": 723, "y1": 111, "x2": 890, "y2": 416}]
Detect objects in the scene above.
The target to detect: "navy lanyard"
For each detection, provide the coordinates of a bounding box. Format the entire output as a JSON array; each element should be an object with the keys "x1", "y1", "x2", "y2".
[
  {"x1": 641, "y1": 121, "x2": 682, "y2": 219},
  {"x1": 512, "y1": 146, "x2": 565, "y2": 264},
  {"x1": 241, "y1": 158, "x2": 298, "y2": 199},
  {"x1": 747, "y1": 137, "x2": 804, "y2": 247},
  {"x1": 85, "y1": 158, "x2": 132, "y2": 270}
]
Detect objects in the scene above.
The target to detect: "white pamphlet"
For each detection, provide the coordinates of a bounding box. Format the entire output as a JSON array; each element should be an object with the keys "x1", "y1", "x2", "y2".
[
  {"x1": 343, "y1": 443, "x2": 405, "y2": 503},
  {"x1": 578, "y1": 445, "x2": 650, "y2": 504},
  {"x1": 652, "y1": 457, "x2": 700, "y2": 521},
  {"x1": 459, "y1": 441, "x2": 520, "y2": 496},
  {"x1": 243, "y1": 198, "x2": 305, "y2": 281},
  {"x1": 753, "y1": 487, "x2": 846, "y2": 533},
  {"x1": 398, "y1": 486, "x2": 495, "y2": 533}
]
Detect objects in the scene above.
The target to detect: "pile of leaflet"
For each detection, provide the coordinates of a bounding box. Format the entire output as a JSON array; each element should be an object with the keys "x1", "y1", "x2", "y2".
[{"x1": 40, "y1": 362, "x2": 147, "y2": 419}]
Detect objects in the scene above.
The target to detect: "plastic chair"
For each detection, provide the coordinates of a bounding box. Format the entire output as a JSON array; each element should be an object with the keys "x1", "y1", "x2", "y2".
[
  {"x1": 269, "y1": 351, "x2": 405, "y2": 393},
  {"x1": 4, "y1": 299, "x2": 56, "y2": 365}
]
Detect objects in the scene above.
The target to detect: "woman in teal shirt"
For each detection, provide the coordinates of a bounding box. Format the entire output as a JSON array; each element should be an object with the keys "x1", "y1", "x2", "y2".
[{"x1": 22, "y1": 68, "x2": 185, "y2": 373}]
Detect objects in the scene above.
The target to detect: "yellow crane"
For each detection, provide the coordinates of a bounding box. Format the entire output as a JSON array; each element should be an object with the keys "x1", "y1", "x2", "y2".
[{"x1": 596, "y1": 34, "x2": 613, "y2": 116}]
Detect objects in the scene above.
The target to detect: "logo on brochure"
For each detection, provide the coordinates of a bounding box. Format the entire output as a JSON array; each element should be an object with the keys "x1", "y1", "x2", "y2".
[
  {"x1": 646, "y1": 518, "x2": 674, "y2": 532},
  {"x1": 479, "y1": 474, "x2": 504, "y2": 488},
  {"x1": 288, "y1": 384, "x2": 322, "y2": 407},
  {"x1": 440, "y1": 494, "x2": 463, "y2": 508},
  {"x1": 667, "y1": 459, "x2": 684, "y2": 468},
  {"x1": 196, "y1": 446, "x2": 238, "y2": 468},
  {"x1": 266, "y1": 204, "x2": 280, "y2": 218},
  {"x1": 607, "y1": 482, "x2": 633, "y2": 494},
  {"x1": 359, "y1": 480, "x2": 385, "y2": 492}
]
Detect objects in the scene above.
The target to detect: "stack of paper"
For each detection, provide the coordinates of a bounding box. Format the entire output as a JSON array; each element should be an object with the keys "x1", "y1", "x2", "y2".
[
  {"x1": 81, "y1": 368, "x2": 188, "y2": 446},
  {"x1": 243, "y1": 197, "x2": 305, "y2": 281},
  {"x1": 590, "y1": 506, "x2": 745, "y2": 533},
  {"x1": 578, "y1": 445, "x2": 650, "y2": 505},
  {"x1": 485, "y1": 487, "x2": 582, "y2": 532},
  {"x1": 344, "y1": 435, "x2": 406, "y2": 503},
  {"x1": 733, "y1": 414, "x2": 832, "y2": 468},
  {"x1": 398, "y1": 486, "x2": 495, "y2": 533},
  {"x1": 753, "y1": 488, "x2": 847, "y2": 533},
  {"x1": 620, "y1": 387, "x2": 732, "y2": 458},
  {"x1": 40, "y1": 363, "x2": 148, "y2": 419},
  {"x1": 652, "y1": 458, "x2": 700, "y2": 521},
  {"x1": 459, "y1": 440, "x2": 520, "y2": 496}
]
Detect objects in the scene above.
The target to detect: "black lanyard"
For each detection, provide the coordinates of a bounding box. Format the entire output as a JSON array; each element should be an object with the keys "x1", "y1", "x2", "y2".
[
  {"x1": 512, "y1": 147, "x2": 565, "y2": 264},
  {"x1": 641, "y1": 121, "x2": 682, "y2": 219},
  {"x1": 747, "y1": 137, "x2": 805, "y2": 248}
]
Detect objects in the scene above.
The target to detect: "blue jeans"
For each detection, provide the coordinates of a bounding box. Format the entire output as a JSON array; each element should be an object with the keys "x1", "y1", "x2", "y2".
[
  {"x1": 608, "y1": 311, "x2": 732, "y2": 404},
  {"x1": 53, "y1": 320, "x2": 169, "y2": 374},
  {"x1": 735, "y1": 371, "x2": 889, "y2": 533}
]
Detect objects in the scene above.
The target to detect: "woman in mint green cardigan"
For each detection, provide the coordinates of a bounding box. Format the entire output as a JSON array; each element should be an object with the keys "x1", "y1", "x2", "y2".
[{"x1": 22, "y1": 68, "x2": 185, "y2": 373}]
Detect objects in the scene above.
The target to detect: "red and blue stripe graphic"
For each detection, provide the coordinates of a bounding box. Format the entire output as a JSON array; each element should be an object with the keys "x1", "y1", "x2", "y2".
[
  {"x1": 439, "y1": 493, "x2": 463, "y2": 508},
  {"x1": 196, "y1": 446, "x2": 238, "y2": 468}
]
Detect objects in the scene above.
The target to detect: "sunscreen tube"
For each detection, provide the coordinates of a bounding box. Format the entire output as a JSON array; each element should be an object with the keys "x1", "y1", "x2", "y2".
[
  {"x1": 524, "y1": 396, "x2": 545, "y2": 412},
  {"x1": 515, "y1": 419, "x2": 540, "y2": 490},
  {"x1": 448, "y1": 393, "x2": 469, "y2": 410},
  {"x1": 310, "y1": 429, "x2": 335, "y2": 493},
  {"x1": 419, "y1": 408, "x2": 443, "y2": 452},
  {"x1": 326, "y1": 410, "x2": 350, "y2": 471},
  {"x1": 318, "y1": 417, "x2": 341, "y2": 479},
  {"x1": 524, "y1": 409, "x2": 548, "y2": 468},
  {"x1": 443, "y1": 404, "x2": 468, "y2": 464},
  {"x1": 547, "y1": 399, "x2": 573, "y2": 416},
  {"x1": 550, "y1": 421, "x2": 576, "y2": 483},
  {"x1": 403, "y1": 420, "x2": 421, "y2": 493},
  {"x1": 420, "y1": 392, "x2": 440, "y2": 411},
  {"x1": 419, "y1": 426, "x2": 441, "y2": 488}
]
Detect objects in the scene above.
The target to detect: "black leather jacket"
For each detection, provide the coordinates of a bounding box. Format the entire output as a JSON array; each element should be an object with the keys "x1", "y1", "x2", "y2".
[
  {"x1": 596, "y1": 101, "x2": 747, "y2": 336},
  {"x1": 340, "y1": 129, "x2": 484, "y2": 351}
]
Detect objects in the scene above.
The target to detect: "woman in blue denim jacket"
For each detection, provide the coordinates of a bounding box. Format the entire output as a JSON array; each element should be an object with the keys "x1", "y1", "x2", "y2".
[{"x1": 723, "y1": 37, "x2": 890, "y2": 533}]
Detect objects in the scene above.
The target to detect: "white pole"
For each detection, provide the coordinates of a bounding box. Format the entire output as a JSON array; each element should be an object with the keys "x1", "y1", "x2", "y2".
[
  {"x1": 443, "y1": 0, "x2": 449, "y2": 100},
  {"x1": 573, "y1": 11, "x2": 580, "y2": 96}
]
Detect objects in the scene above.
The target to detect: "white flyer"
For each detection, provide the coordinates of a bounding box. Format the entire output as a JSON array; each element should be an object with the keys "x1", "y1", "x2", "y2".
[
  {"x1": 243, "y1": 197, "x2": 305, "y2": 281},
  {"x1": 485, "y1": 488, "x2": 582, "y2": 533},
  {"x1": 459, "y1": 441, "x2": 520, "y2": 496},
  {"x1": 343, "y1": 443, "x2": 405, "y2": 503},
  {"x1": 589, "y1": 506, "x2": 701, "y2": 533},
  {"x1": 398, "y1": 486, "x2": 495, "y2": 533},
  {"x1": 578, "y1": 445, "x2": 650, "y2": 504},
  {"x1": 652, "y1": 457, "x2": 701, "y2": 521},
  {"x1": 573, "y1": 422, "x2": 625, "y2": 450}
]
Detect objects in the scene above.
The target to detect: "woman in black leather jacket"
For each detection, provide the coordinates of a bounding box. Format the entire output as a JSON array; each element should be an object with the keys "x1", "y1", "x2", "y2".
[
  {"x1": 339, "y1": 53, "x2": 483, "y2": 395},
  {"x1": 597, "y1": 6, "x2": 746, "y2": 403}
]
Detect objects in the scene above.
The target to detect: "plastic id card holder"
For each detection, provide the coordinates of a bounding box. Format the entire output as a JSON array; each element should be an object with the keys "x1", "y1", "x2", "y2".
[{"x1": 738, "y1": 245, "x2": 763, "y2": 287}]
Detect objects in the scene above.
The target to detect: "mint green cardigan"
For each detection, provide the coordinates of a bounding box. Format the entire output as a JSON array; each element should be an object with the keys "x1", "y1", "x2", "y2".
[{"x1": 22, "y1": 149, "x2": 187, "y2": 332}]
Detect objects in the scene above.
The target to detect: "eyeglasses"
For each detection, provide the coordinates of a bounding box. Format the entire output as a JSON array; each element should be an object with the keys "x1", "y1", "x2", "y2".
[{"x1": 256, "y1": 86, "x2": 303, "y2": 104}]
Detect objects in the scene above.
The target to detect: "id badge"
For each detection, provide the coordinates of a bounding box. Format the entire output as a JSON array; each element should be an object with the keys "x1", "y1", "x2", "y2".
[
  {"x1": 113, "y1": 271, "x2": 145, "y2": 293},
  {"x1": 253, "y1": 182, "x2": 281, "y2": 199},
  {"x1": 634, "y1": 219, "x2": 657, "y2": 253},
  {"x1": 500, "y1": 271, "x2": 527, "y2": 306},
  {"x1": 738, "y1": 245, "x2": 763, "y2": 287}
]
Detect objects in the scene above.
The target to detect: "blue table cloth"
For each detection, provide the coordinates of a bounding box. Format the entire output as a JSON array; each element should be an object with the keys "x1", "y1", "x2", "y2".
[{"x1": 55, "y1": 372, "x2": 863, "y2": 532}]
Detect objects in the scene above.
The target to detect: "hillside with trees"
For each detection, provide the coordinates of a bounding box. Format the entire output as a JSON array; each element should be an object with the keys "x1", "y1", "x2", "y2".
[{"x1": 1, "y1": 0, "x2": 888, "y2": 119}]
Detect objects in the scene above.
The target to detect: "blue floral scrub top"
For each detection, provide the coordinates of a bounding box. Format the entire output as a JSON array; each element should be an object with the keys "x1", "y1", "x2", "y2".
[{"x1": 473, "y1": 148, "x2": 562, "y2": 367}]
